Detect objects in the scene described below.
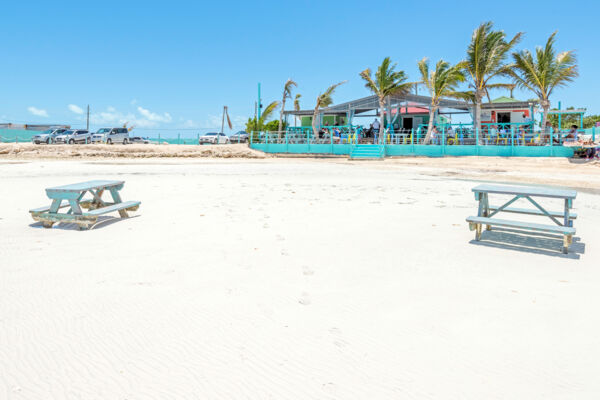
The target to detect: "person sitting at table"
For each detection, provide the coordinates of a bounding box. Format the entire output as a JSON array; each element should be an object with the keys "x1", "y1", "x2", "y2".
[
  {"x1": 430, "y1": 126, "x2": 439, "y2": 144},
  {"x1": 566, "y1": 125, "x2": 579, "y2": 141}
]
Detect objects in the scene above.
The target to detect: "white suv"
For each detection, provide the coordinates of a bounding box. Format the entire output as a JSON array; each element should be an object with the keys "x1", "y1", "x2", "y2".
[
  {"x1": 54, "y1": 129, "x2": 91, "y2": 144},
  {"x1": 103, "y1": 128, "x2": 130, "y2": 144}
]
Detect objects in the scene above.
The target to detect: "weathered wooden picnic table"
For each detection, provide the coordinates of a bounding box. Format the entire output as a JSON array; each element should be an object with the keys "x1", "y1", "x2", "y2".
[
  {"x1": 466, "y1": 184, "x2": 577, "y2": 253},
  {"x1": 30, "y1": 180, "x2": 141, "y2": 229}
]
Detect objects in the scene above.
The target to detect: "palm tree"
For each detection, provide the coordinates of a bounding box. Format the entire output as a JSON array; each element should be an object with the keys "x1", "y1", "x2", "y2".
[
  {"x1": 509, "y1": 31, "x2": 578, "y2": 131},
  {"x1": 259, "y1": 101, "x2": 280, "y2": 130},
  {"x1": 360, "y1": 57, "x2": 413, "y2": 144},
  {"x1": 312, "y1": 81, "x2": 347, "y2": 137},
  {"x1": 417, "y1": 58, "x2": 468, "y2": 143},
  {"x1": 278, "y1": 79, "x2": 297, "y2": 135},
  {"x1": 464, "y1": 22, "x2": 523, "y2": 132},
  {"x1": 293, "y1": 94, "x2": 301, "y2": 127}
]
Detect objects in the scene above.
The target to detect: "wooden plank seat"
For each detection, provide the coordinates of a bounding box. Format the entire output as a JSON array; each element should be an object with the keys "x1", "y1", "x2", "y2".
[
  {"x1": 489, "y1": 205, "x2": 577, "y2": 219},
  {"x1": 84, "y1": 200, "x2": 141, "y2": 216},
  {"x1": 30, "y1": 201, "x2": 140, "y2": 229},
  {"x1": 29, "y1": 202, "x2": 70, "y2": 214},
  {"x1": 466, "y1": 215, "x2": 575, "y2": 253}
]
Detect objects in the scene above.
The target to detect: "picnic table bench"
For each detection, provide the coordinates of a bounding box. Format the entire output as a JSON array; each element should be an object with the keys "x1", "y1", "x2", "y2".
[
  {"x1": 30, "y1": 180, "x2": 140, "y2": 230},
  {"x1": 466, "y1": 184, "x2": 577, "y2": 253}
]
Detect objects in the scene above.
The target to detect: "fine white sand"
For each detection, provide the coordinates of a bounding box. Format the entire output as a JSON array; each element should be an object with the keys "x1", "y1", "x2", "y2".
[{"x1": 1, "y1": 158, "x2": 599, "y2": 399}]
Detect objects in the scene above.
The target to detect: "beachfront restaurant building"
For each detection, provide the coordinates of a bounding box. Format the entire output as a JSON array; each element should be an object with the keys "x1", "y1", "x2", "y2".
[{"x1": 250, "y1": 93, "x2": 579, "y2": 158}]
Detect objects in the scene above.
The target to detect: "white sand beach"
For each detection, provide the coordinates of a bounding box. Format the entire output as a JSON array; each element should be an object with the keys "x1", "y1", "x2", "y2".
[{"x1": 1, "y1": 156, "x2": 600, "y2": 399}]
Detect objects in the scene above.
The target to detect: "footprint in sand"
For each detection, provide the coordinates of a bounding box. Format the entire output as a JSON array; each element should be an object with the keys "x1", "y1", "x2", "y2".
[
  {"x1": 302, "y1": 266, "x2": 314, "y2": 276},
  {"x1": 298, "y1": 292, "x2": 311, "y2": 305}
]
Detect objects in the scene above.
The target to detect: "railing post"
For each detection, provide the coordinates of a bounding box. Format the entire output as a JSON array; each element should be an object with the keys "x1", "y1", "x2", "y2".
[
  {"x1": 476, "y1": 127, "x2": 480, "y2": 155},
  {"x1": 593, "y1": 126, "x2": 596, "y2": 142},
  {"x1": 177, "y1": 133, "x2": 180, "y2": 145},
  {"x1": 286, "y1": 129, "x2": 289, "y2": 153},
  {"x1": 197, "y1": 133, "x2": 200, "y2": 145},
  {"x1": 442, "y1": 128, "x2": 445, "y2": 155}
]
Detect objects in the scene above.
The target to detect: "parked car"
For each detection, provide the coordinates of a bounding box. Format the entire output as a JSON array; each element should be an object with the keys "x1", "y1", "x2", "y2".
[
  {"x1": 129, "y1": 136, "x2": 150, "y2": 144},
  {"x1": 54, "y1": 129, "x2": 91, "y2": 144},
  {"x1": 90, "y1": 128, "x2": 111, "y2": 143},
  {"x1": 199, "y1": 132, "x2": 229, "y2": 144},
  {"x1": 101, "y1": 127, "x2": 130, "y2": 144},
  {"x1": 229, "y1": 131, "x2": 249, "y2": 143},
  {"x1": 31, "y1": 128, "x2": 68, "y2": 144}
]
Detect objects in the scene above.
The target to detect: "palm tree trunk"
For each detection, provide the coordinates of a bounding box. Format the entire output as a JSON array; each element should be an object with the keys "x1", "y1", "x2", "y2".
[
  {"x1": 278, "y1": 98, "x2": 286, "y2": 139},
  {"x1": 379, "y1": 98, "x2": 385, "y2": 145},
  {"x1": 541, "y1": 100, "x2": 550, "y2": 136},
  {"x1": 312, "y1": 105, "x2": 320, "y2": 140},
  {"x1": 424, "y1": 104, "x2": 436, "y2": 144},
  {"x1": 474, "y1": 91, "x2": 483, "y2": 142}
]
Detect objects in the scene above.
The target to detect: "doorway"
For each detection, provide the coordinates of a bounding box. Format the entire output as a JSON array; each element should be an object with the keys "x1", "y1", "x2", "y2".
[{"x1": 402, "y1": 118, "x2": 413, "y2": 130}]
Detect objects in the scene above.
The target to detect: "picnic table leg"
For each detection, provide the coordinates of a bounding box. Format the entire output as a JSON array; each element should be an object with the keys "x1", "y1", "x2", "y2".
[
  {"x1": 109, "y1": 188, "x2": 129, "y2": 218},
  {"x1": 564, "y1": 199, "x2": 571, "y2": 227},
  {"x1": 484, "y1": 193, "x2": 491, "y2": 231},
  {"x1": 475, "y1": 223, "x2": 482, "y2": 241},
  {"x1": 41, "y1": 199, "x2": 63, "y2": 228},
  {"x1": 563, "y1": 234, "x2": 572, "y2": 254}
]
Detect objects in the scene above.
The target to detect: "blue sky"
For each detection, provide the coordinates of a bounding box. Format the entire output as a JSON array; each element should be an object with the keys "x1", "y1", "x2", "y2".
[{"x1": 1, "y1": 0, "x2": 597, "y2": 136}]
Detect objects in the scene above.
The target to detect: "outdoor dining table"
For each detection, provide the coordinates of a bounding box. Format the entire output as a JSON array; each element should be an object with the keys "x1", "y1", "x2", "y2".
[
  {"x1": 466, "y1": 184, "x2": 577, "y2": 253},
  {"x1": 29, "y1": 180, "x2": 141, "y2": 229}
]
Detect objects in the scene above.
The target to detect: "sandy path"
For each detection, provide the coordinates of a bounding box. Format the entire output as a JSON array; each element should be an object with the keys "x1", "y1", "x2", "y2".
[{"x1": 1, "y1": 159, "x2": 599, "y2": 399}]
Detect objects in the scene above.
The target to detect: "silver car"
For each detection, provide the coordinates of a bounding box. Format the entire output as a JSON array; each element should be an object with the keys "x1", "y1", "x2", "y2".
[
  {"x1": 54, "y1": 129, "x2": 91, "y2": 144},
  {"x1": 31, "y1": 128, "x2": 68, "y2": 144},
  {"x1": 91, "y1": 128, "x2": 111, "y2": 143},
  {"x1": 104, "y1": 127, "x2": 130, "y2": 144},
  {"x1": 129, "y1": 136, "x2": 150, "y2": 144}
]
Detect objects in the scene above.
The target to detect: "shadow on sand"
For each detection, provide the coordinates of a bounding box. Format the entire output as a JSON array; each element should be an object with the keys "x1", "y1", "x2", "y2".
[
  {"x1": 29, "y1": 215, "x2": 139, "y2": 231},
  {"x1": 469, "y1": 227, "x2": 585, "y2": 260}
]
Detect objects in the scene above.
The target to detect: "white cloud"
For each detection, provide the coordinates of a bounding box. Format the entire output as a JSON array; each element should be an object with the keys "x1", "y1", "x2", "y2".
[
  {"x1": 182, "y1": 119, "x2": 197, "y2": 128},
  {"x1": 28, "y1": 106, "x2": 49, "y2": 117},
  {"x1": 68, "y1": 104, "x2": 84, "y2": 114},
  {"x1": 137, "y1": 106, "x2": 172, "y2": 123},
  {"x1": 89, "y1": 105, "x2": 173, "y2": 129}
]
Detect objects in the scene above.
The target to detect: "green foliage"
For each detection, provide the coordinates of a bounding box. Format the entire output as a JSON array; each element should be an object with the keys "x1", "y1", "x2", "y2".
[
  {"x1": 360, "y1": 57, "x2": 412, "y2": 99},
  {"x1": 547, "y1": 107, "x2": 599, "y2": 129},
  {"x1": 464, "y1": 22, "x2": 523, "y2": 96},
  {"x1": 510, "y1": 32, "x2": 578, "y2": 109},
  {"x1": 264, "y1": 120, "x2": 287, "y2": 131},
  {"x1": 245, "y1": 100, "x2": 280, "y2": 133},
  {"x1": 417, "y1": 58, "x2": 468, "y2": 105}
]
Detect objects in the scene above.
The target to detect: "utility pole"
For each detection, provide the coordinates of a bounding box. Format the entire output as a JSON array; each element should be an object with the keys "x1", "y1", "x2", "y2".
[
  {"x1": 86, "y1": 105, "x2": 90, "y2": 130},
  {"x1": 257, "y1": 83, "x2": 262, "y2": 120},
  {"x1": 221, "y1": 106, "x2": 225, "y2": 135}
]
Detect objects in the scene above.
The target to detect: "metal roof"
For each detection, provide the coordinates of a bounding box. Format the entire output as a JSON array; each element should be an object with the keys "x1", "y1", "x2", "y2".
[{"x1": 284, "y1": 94, "x2": 539, "y2": 116}]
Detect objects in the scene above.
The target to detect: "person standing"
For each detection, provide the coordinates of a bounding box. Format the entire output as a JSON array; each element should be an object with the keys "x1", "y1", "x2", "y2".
[{"x1": 372, "y1": 119, "x2": 380, "y2": 143}]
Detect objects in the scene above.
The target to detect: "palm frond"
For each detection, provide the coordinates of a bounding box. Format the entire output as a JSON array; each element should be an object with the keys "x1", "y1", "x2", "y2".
[
  {"x1": 294, "y1": 94, "x2": 301, "y2": 111},
  {"x1": 283, "y1": 79, "x2": 297, "y2": 100},
  {"x1": 317, "y1": 81, "x2": 347, "y2": 109},
  {"x1": 510, "y1": 31, "x2": 578, "y2": 103},
  {"x1": 259, "y1": 101, "x2": 280, "y2": 123}
]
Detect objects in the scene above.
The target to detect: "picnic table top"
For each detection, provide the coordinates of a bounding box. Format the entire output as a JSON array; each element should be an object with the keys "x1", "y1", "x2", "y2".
[
  {"x1": 472, "y1": 184, "x2": 577, "y2": 199},
  {"x1": 46, "y1": 180, "x2": 124, "y2": 193}
]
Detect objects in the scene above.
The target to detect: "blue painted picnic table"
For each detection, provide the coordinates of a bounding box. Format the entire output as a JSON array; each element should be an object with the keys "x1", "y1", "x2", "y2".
[
  {"x1": 30, "y1": 180, "x2": 141, "y2": 229},
  {"x1": 467, "y1": 184, "x2": 577, "y2": 253}
]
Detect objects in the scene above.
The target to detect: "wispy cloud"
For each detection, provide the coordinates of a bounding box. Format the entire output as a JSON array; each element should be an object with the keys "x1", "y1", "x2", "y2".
[
  {"x1": 137, "y1": 106, "x2": 172, "y2": 123},
  {"x1": 90, "y1": 105, "x2": 173, "y2": 128},
  {"x1": 28, "y1": 106, "x2": 49, "y2": 117},
  {"x1": 68, "y1": 104, "x2": 84, "y2": 115}
]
